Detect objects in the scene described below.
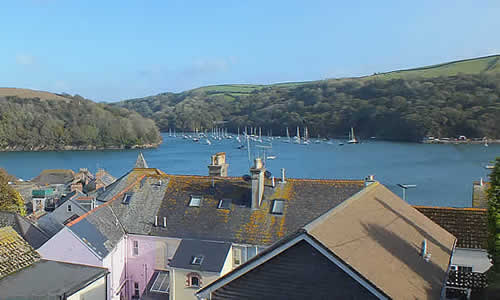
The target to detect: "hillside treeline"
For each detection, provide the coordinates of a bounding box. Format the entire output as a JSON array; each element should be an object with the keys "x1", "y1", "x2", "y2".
[
  {"x1": 116, "y1": 73, "x2": 500, "y2": 141},
  {"x1": 0, "y1": 95, "x2": 161, "y2": 150}
]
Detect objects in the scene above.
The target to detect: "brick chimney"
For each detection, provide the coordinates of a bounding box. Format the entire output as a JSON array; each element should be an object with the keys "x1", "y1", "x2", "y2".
[
  {"x1": 250, "y1": 158, "x2": 265, "y2": 209},
  {"x1": 208, "y1": 152, "x2": 229, "y2": 177}
]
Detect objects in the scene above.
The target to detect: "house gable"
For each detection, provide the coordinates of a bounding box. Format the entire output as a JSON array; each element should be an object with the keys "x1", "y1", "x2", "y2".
[{"x1": 197, "y1": 233, "x2": 385, "y2": 299}]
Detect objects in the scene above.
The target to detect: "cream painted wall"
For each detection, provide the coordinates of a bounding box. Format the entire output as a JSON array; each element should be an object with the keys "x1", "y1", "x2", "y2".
[
  {"x1": 68, "y1": 276, "x2": 107, "y2": 300},
  {"x1": 220, "y1": 246, "x2": 233, "y2": 276},
  {"x1": 171, "y1": 268, "x2": 220, "y2": 300}
]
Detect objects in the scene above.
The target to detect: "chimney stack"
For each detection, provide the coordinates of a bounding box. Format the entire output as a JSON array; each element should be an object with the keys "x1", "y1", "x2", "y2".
[
  {"x1": 250, "y1": 158, "x2": 266, "y2": 209},
  {"x1": 208, "y1": 152, "x2": 229, "y2": 177},
  {"x1": 365, "y1": 175, "x2": 376, "y2": 186}
]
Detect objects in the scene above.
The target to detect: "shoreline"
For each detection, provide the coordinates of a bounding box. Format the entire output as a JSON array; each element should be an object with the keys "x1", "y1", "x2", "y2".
[
  {"x1": 421, "y1": 139, "x2": 499, "y2": 145},
  {"x1": 0, "y1": 142, "x2": 162, "y2": 152}
]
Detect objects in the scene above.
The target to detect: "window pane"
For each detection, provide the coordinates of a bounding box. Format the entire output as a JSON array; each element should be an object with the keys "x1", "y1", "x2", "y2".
[{"x1": 247, "y1": 246, "x2": 257, "y2": 259}]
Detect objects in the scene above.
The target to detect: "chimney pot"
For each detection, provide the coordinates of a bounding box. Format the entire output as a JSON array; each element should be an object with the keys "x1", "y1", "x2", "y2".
[
  {"x1": 154, "y1": 216, "x2": 158, "y2": 227},
  {"x1": 281, "y1": 168, "x2": 286, "y2": 183},
  {"x1": 163, "y1": 217, "x2": 167, "y2": 228},
  {"x1": 272, "y1": 176, "x2": 275, "y2": 187},
  {"x1": 208, "y1": 152, "x2": 229, "y2": 177}
]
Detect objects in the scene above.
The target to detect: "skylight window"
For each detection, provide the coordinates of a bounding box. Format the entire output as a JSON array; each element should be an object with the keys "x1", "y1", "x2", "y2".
[
  {"x1": 189, "y1": 195, "x2": 202, "y2": 207},
  {"x1": 218, "y1": 199, "x2": 232, "y2": 209},
  {"x1": 122, "y1": 193, "x2": 133, "y2": 204},
  {"x1": 150, "y1": 271, "x2": 170, "y2": 293},
  {"x1": 271, "y1": 200, "x2": 285, "y2": 215},
  {"x1": 191, "y1": 255, "x2": 204, "y2": 265}
]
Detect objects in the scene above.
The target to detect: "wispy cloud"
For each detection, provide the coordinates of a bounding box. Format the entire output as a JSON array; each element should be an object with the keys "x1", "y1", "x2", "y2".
[{"x1": 15, "y1": 54, "x2": 36, "y2": 66}]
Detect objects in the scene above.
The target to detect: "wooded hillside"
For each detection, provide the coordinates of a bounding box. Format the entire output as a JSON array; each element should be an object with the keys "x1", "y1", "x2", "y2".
[
  {"x1": 0, "y1": 91, "x2": 161, "y2": 151},
  {"x1": 116, "y1": 73, "x2": 500, "y2": 141}
]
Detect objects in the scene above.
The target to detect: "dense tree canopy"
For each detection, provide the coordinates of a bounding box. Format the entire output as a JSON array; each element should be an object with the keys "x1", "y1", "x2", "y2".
[
  {"x1": 0, "y1": 168, "x2": 25, "y2": 215},
  {"x1": 0, "y1": 94, "x2": 161, "y2": 150},
  {"x1": 116, "y1": 73, "x2": 500, "y2": 142}
]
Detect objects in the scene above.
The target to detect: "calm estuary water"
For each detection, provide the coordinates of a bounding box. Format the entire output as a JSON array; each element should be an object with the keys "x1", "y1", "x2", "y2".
[{"x1": 0, "y1": 133, "x2": 497, "y2": 207}]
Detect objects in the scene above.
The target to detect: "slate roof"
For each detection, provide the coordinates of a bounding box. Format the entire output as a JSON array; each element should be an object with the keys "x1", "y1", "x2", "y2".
[
  {"x1": 414, "y1": 206, "x2": 488, "y2": 249},
  {"x1": 37, "y1": 198, "x2": 89, "y2": 237},
  {"x1": 67, "y1": 168, "x2": 168, "y2": 257},
  {"x1": 170, "y1": 239, "x2": 231, "y2": 273},
  {"x1": 0, "y1": 259, "x2": 108, "y2": 299},
  {"x1": 151, "y1": 176, "x2": 365, "y2": 245},
  {"x1": 31, "y1": 169, "x2": 75, "y2": 185},
  {"x1": 199, "y1": 183, "x2": 457, "y2": 300},
  {"x1": 0, "y1": 226, "x2": 40, "y2": 279},
  {"x1": 0, "y1": 211, "x2": 50, "y2": 248},
  {"x1": 67, "y1": 157, "x2": 364, "y2": 256}
]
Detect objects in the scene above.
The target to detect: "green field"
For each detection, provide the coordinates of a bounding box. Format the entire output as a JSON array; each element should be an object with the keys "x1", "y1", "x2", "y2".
[
  {"x1": 187, "y1": 55, "x2": 500, "y2": 95},
  {"x1": 368, "y1": 55, "x2": 500, "y2": 80}
]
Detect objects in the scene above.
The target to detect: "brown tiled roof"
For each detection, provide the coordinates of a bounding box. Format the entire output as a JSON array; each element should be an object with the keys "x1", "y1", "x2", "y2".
[
  {"x1": 0, "y1": 226, "x2": 40, "y2": 279},
  {"x1": 413, "y1": 206, "x2": 488, "y2": 249},
  {"x1": 306, "y1": 183, "x2": 456, "y2": 300}
]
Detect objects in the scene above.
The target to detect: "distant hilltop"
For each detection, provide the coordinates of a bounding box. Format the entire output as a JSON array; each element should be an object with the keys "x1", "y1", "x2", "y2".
[
  {"x1": 0, "y1": 88, "x2": 72, "y2": 102},
  {"x1": 115, "y1": 54, "x2": 500, "y2": 142}
]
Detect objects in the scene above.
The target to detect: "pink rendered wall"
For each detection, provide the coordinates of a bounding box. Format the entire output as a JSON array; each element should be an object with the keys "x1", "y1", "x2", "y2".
[
  {"x1": 126, "y1": 234, "x2": 181, "y2": 299},
  {"x1": 38, "y1": 227, "x2": 102, "y2": 267}
]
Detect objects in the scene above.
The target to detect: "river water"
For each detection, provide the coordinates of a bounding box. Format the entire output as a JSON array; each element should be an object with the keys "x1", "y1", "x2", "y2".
[{"x1": 0, "y1": 133, "x2": 497, "y2": 207}]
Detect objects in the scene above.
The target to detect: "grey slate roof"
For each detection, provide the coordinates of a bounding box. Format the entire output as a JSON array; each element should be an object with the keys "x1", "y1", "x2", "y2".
[
  {"x1": 70, "y1": 218, "x2": 111, "y2": 258},
  {"x1": 170, "y1": 239, "x2": 231, "y2": 273},
  {"x1": 69, "y1": 166, "x2": 364, "y2": 256},
  {"x1": 0, "y1": 259, "x2": 108, "y2": 299},
  {"x1": 151, "y1": 176, "x2": 365, "y2": 245},
  {"x1": 67, "y1": 169, "x2": 167, "y2": 257},
  {"x1": 37, "y1": 198, "x2": 88, "y2": 237},
  {"x1": 31, "y1": 169, "x2": 75, "y2": 185},
  {"x1": 0, "y1": 211, "x2": 50, "y2": 249}
]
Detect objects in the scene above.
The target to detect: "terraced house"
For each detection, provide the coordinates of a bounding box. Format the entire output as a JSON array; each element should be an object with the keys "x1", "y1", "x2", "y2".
[{"x1": 38, "y1": 153, "x2": 457, "y2": 300}]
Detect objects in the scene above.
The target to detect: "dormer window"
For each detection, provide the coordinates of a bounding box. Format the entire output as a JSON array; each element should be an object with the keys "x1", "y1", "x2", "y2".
[
  {"x1": 271, "y1": 199, "x2": 285, "y2": 215},
  {"x1": 191, "y1": 255, "x2": 204, "y2": 265},
  {"x1": 218, "y1": 199, "x2": 232, "y2": 209},
  {"x1": 189, "y1": 195, "x2": 202, "y2": 207}
]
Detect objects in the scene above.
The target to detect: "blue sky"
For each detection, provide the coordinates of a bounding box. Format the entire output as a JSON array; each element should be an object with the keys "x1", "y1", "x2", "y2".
[{"x1": 1, "y1": 0, "x2": 499, "y2": 101}]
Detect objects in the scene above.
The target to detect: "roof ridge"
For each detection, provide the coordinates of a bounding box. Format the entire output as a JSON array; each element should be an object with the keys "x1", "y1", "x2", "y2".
[
  {"x1": 67, "y1": 174, "x2": 147, "y2": 227},
  {"x1": 303, "y1": 182, "x2": 379, "y2": 232},
  {"x1": 412, "y1": 205, "x2": 488, "y2": 212}
]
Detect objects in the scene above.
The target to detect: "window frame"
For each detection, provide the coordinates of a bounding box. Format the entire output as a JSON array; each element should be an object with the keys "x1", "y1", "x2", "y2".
[
  {"x1": 132, "y1": 240, "x2": 139, "y2": 256},
  {"x1": 67, "y1": 204, "x2": 72, "y2": 212},
  {"x1": 186, "y1": 272, "x2": 202, "y2": 288},
  {"x1": 189, "y1": 195, "x2": 202, "y2": 207},
  {"x1": 218, "y1": 199, "x2": 232, "y2": 209},
  {"x1": 191, "y1": 255, "x2": 204, "y2": 265},
  {"x1": 271, "y1": 199, "x2": 285, "y2": 215},
  {"x1": 133, "y1": 282, "x2": 140, "y2": 297},
  {"x1": 150, "y1": 271, "x2": 170, "y2": 293}
]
